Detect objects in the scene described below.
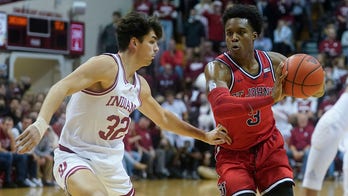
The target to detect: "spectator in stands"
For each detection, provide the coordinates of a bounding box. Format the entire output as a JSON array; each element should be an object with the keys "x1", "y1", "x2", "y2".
[
  {"x1": 133, "y1": 0, "x2": 154, "y2": 16},
  {"x1": 193, "y1": 0, "x2": 211, "y2": 35},
  {"x1": 12, "y1": 115, "x2": 33, "y2": 139},
  {"x1": 135, "y1": 116, "x2": 167, "y2": 179},
  {"x1": 257, "y1": 0, "x2": 282, "y2": 40},
  {"x1": 318, "y1": 25, "x2": 343, "y2": 67},
  {"x1": 273, "y1": 18, "x2": 294, "y2": 56},
  {"x1": 176, "y1": 139, "x2": 201, "y2": 180},
  {"x1": 7, "y1": 97, "x2": 22, "y2": 126},
  {"x1": 202, "y1": 0, "x2": 225, "y2": 52},
  {"x1": 51, "y1": 112, "x2": 65, "y2": 137},
  {"x1": 34, "y1": 127, "x2": 58, "y2": 186},
  {"x1": 254, "y1": 29, "x2": 273, "y2": 51},
  {"x1": 292, "y1": 97, "x2": 319, "y2": 125},
  {"x1": 331, "y1": 56, "x2": 348, "y2": 85},
  {"x1": 184, "y1": 51, "x2": 205, "y2": 86},
  {"x1": 161, "y1": 90, "x2": 194, "y2": 153},
  {"x1": 31, "y1": 100, "x2": 42, "y2": 115},
  {"x1": 155, "y1": 64, "x2": 183, "y2": 97},
  {"x1": 100, "y1": 11, "x2": 122, "y2": 53},
  {"x1": 6, "y1": 77, "x2": 30, "y2": 100},
  {"x1": 12, "y1": 114, "x2": 42, "y2": 187},
  {"x1": 272, "y1": 97, "x2": 295, "y2": 151},
  {"x1": 153, "y1": 0, "x2": 177, "y2": 50},
  {"x1": 181, "y1": 85, "x2": 200, "y2": 130},
  {"x1": 340, "y1": 28, "x2": 348, "y2": 61},
  {"x1": 123, "y1": 121, "x2": 147, "y2": 179},
  {"x1": 159, "y1": 38, "x2": 185, "y2": 78},
  {"x1": 0, "y1": 116, "x2": 32, "y2": 187},
  {"x1": 182, "y1": 9, "x2": 206, "y2": 56},
  {"x1": 196, "y1": 93, "x2": 214, "y2": 132},
  {"x1": 19, "y1": 98, "x2": 31, "y2": 117},
  {"x1": 202, "y1": 0, "x2": 224, "y2": 53},
  {"x1": 288, "y1": 113, "x2": 314, "y2": 180},
  {"x1": 195, "y1": 92, "x2": 216, "y2": 177},
  {"x1": 0, "y1": 94, "x2": 8, "y2": 118},
  {"x1": 291, "y1": 0, "x2": 307, "y2": 41},
  {"x1": 0, "y1": 151, "x2": 17, "y2": 188},
  {"x1": 335, "y1": 0, "x2": 348, "y2": 40},
  {"x1": 137, "y1": 67, "x2": 155, "y2": 92},
  {"x1": 200, "y1": 40, "x2": 217, "y2": 65},
  {"x1": 153, "y1": 134, "x2": 175, "y2": 178},
  {"x1": 317, "y1": 88, "x2": 339, "y2": 119}
]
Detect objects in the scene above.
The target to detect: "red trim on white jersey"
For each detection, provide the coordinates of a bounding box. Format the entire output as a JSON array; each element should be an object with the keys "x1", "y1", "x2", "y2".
[{"x1": 82, "y1": 53, "x2": 119, "y2": 95}]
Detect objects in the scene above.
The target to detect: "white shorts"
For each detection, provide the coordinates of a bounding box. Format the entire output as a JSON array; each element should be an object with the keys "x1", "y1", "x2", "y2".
[{"x1": 53, "y1": 147, "x2": 133, "y2": 195}]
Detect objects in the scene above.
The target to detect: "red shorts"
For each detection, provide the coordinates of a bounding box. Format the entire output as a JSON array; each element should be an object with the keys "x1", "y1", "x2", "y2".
[{"x1": 215, "y1": 130, "x2": 294, "y2": 196}]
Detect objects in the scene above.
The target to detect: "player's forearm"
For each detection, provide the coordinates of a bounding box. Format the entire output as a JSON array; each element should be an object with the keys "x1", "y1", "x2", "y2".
[
  {"x1": 160, "y1": 110, "x2": 205, "y2": 142},
  {"x1": 38, "y1": 83, "x2": 68, "y2": 123},
  {"x1": 208, "y1": 87, "x2": 274, "y2": 120}
]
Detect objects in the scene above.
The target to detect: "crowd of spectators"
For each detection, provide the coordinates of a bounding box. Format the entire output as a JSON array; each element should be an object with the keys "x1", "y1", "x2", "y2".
[
  {"x1": 0, "y1": 76, "x2": 63, "y2": 188},
  {"x1": 1, "y1": 0, "x2": 348, "y2": 189}
]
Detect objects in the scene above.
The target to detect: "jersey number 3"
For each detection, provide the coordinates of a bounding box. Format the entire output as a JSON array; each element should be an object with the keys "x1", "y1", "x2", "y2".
[
  {"x1": 246, "y1": 110, "x2": 260, "y2": 126},
  {"x1": 99, "y1": 115, "x2": 130, "y2": 140}
]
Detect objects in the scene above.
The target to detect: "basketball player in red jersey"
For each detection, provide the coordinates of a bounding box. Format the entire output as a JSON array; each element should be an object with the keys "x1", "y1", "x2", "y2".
[{"x1": 205, "y1": 4, "x2": 324, "y2": 196}]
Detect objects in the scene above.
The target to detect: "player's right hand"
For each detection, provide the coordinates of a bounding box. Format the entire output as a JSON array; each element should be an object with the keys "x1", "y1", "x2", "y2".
[
  {"x1": 273, "y1": 62, "x2": 287, "y2": 102},
  {"x1": 15, "y1": 124, "x2": 41, "y2": 154}
]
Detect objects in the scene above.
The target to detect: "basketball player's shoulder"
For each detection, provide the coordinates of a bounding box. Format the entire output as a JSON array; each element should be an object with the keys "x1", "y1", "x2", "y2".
[
  {"x1": 266, "y1": 51, "x2": 287, "y2": 67},
  {"x1": 205, "y1": 59, "x2": 229, "y2": 71},
  {"x1": 86, "y1": 54, "x2": 117, "y2": 68}
]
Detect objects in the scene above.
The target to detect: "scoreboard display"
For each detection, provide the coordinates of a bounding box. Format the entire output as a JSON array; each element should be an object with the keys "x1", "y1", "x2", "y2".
[{"x1": 1, "y1": 13, "x2": 84, "y2": 56}]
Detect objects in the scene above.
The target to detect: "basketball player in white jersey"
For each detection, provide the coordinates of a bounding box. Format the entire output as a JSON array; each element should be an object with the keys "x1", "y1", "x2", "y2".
[
  {"x1": 302, "y1": 85, "x2": 348, "y2": 196},
  {"x1": 14, "y1": 12, "x2": 233, "y2": 196}
]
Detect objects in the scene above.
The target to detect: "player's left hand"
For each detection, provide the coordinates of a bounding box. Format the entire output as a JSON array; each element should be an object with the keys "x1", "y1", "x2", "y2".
[{"x1": 204, "y1": 125, "x2": 232, "y2": 145}]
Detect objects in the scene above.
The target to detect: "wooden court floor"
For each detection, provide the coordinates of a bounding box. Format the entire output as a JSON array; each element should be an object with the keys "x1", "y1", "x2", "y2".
[{"x1": 0, "y1": 179, "x2": 343, "y2": 196}]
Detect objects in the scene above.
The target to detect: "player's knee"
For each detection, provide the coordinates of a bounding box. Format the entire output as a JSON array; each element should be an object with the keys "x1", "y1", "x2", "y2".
[
  {"x1": 68, "y1": 186, "x2": 108, "y2": 196},
  {"x1": 264, "y1": 182, "x2": 294, "y2": 196},
  {"x1": 311, "y1": 128, "x2": 340, "y2": 150},
  {"x1": 67, "y1": 179, "x2": 108, "y2": 196}
]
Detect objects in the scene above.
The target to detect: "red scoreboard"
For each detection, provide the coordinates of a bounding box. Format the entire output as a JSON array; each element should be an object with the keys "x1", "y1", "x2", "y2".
[{"x1": 0, "y1": 12, "x2": 84, "y2": 56}]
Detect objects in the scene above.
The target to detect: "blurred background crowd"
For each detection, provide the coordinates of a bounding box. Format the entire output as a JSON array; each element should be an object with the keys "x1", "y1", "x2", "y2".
[{"x1": 1, "y1": 0, "x2": 348, "y2": 189}]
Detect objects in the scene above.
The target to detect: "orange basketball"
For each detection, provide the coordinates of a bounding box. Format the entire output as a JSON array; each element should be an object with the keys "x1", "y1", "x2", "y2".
[{"x1": 282, "y1": 53, "x2": 324, "y2": 98}]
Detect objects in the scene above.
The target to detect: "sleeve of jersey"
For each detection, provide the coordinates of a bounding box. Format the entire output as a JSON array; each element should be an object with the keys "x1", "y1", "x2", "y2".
[{"x1": 208, "y1": 87, "x2": 274, "y2": 120}]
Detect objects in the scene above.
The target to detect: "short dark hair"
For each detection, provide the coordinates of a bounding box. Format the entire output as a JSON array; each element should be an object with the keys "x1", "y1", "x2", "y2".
[
  {"x1": 113, "y1": 11, "x2": 121, "y2": 17},
  {"x1": 222, "y1": 4, "x2": 263, "y2": 35},
  {"x1": 116, "y1": 11, "x2": 163, "y2": 52}
]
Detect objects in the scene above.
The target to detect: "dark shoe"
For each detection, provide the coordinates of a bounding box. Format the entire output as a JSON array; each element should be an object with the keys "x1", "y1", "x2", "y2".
[
  {"x1": 43, "y1": 181, "x2": 56, "y2": 187},
  {"x1": 2, "y1": 182, "x2": 17, "y2": 188},
  {"x1": 16, "y1": 180, "x2": 30, "y2": 188}
]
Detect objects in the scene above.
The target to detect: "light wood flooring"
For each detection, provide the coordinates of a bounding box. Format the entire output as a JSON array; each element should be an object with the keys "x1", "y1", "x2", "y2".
[{"x1": 0, "y1": 179, "x2": 344, "y2": 196}]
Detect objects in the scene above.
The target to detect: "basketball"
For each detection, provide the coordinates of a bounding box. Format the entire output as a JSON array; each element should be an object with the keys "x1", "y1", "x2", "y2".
[{"x1": 282, "y1": 53, "x2": 324, "y2": 98}]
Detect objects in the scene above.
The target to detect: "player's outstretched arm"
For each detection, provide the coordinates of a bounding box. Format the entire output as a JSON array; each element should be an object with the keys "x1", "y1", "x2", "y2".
[
  {"x1": 137, "y1": 77, "x2": 231, "y2": 145},
  {"x1": 204, "y1": 61, "x2": 287, "y2": 120},
  {"x1": 16, "y1": 55, "x2": 117, "y2": 153}
]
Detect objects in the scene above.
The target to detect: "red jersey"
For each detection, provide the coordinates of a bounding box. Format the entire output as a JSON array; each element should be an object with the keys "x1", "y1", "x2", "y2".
[{"x1": 214, "y1": 50, "x2": 277, "y2": 150}]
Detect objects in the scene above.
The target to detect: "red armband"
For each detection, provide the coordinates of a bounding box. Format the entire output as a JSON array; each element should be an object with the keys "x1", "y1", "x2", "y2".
[{"x1": 208, "y1": 87, "x2": 274, "y2": 120}]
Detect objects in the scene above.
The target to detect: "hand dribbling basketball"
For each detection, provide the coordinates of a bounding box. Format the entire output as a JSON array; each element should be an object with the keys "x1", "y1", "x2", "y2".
[{"x1": 282, "y1": 54, "x2": 325, "y2": 98}]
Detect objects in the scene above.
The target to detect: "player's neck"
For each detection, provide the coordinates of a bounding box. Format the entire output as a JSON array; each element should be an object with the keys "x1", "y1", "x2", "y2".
[{"x1": 118, "y1": 52, "x2": 139, "y2": 80}]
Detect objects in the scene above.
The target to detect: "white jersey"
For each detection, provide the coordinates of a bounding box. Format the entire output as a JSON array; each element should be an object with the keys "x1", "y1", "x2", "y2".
[{"x1": 58, "y1": 53, "x2": 141, "y2": 162}]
